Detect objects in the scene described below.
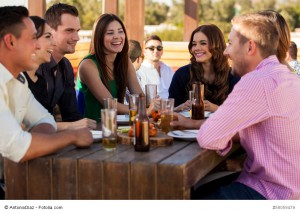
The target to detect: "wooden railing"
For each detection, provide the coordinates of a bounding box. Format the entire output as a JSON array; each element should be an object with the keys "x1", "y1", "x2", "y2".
[{"x1": 65, "y1": 41, "x2": 191, "y2": 74}]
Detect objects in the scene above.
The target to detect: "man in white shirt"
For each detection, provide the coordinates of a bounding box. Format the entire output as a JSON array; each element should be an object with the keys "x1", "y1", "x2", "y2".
[
  {"x1": 0, "y1": 6, "x2": 92, "y2": 166},
  {"x1": 137, "y1": 35, "x2": 174, "y2": 98}
]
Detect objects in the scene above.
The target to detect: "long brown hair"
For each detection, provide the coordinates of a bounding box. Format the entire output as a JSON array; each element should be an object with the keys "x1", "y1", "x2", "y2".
[
  {"x1": 89, "y1": 14, "x2": 129, "y2": 102},
  {"x1": 257, "y1": 10, "x2": 290, "y2": 63},
  {"x1": 188, "y1": 24, "x2": 231, "y2": 105}
]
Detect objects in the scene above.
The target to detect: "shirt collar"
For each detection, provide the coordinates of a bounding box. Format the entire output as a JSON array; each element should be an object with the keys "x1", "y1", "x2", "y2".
[
  {"x1": 0, "y1": 63, "x2": 14, "y2": 84},
  {"x1": 36, "y1": 55, "x2": 58, "y2": 76},
  {"x1": 49, "y1": 55, "x2": 58, "y2": 70},
  {"x1": 256, "y1": 55, "x2": 279, "y2": 71},
  {"x1": 143, "y1": 59, "x2": 162, "y2": 69}
]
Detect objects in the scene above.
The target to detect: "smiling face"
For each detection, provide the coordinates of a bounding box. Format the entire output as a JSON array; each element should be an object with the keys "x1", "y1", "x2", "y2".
[
  {"x1": 144, "y1": 40, "x2": 163, "y2": 63},
  {"x1": 223, "y1": 29, "x2": 249, "y2": 77},
  {"x1": 103, "y1": 20, "x2": 125, "y2": 54},
  {"x1": 191, "y1": 32, "x2": 212, "y2": 64},
  {"x1": 13, "y1": 17, "x2": 39, "y2": 73},
  {"x1": 51, "y1": 13, "x2": 80, "y2": 59},
  {"x1": 34, "y1": 23, "x2": 55, "y2": 67}
]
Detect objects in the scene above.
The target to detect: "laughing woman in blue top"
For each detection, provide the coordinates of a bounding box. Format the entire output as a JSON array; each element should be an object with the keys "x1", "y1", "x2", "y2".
[{"x1": 169, "y1": 24, "x2": 240, "y2": 112}]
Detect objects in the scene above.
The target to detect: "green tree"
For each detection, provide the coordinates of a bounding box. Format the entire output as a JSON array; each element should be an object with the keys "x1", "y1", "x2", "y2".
[
  {"x1": 277, "y1": 1, "x2": 300, "y2": 30},
  {"x1": 236, "y1": 0, "x2": 253, "y2": 14},
  {"x1": 212, "y1": 0, "x2": 236, "y2": 22},
  {"x1": 47, "y1": 0, "x2": 102, "y2": 30},
  {"x1": 167, "y1": 0, "x2": 184, "y2": 27},
  {"x1": 252, "y1": 0, "x2": 276, "y2": 11},
  {"x1": 199, "y1": 0, "x2": 215, "y2": 23},
  {"x1": 145, "y1": 0, "x2": 170, "y2": 25}
]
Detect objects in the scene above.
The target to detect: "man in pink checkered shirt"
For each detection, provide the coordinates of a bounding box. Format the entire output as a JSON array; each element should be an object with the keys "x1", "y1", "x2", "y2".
[
  {"x1": 197, "y1": 13, "x2": 300, "y2": 199},
  {"x1": 172, "y1": 13, "x2": 300, "y2": 199}
]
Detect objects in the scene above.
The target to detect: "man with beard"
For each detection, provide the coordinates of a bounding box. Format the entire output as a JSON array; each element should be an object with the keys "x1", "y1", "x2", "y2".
[{"x1": 193, "y1": 13, "x2": 300, "y2": 199}]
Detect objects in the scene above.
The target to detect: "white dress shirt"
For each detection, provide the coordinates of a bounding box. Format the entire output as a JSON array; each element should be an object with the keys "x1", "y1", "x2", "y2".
[
  {"x1": 137, "y1": 60, "x2": 174, "y2": 98},
  {"x1": 0, "y1": 63, "x2": 56, "y2": 162}
]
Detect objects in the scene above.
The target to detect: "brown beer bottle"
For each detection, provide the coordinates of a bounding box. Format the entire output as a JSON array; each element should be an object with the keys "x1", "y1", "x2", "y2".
[
  {"x1": 134, "y1": 94, "x2": 150, "y2": 152},
  {"x1": 191, "y1": 82, "x2": 205, "y2": 120}
]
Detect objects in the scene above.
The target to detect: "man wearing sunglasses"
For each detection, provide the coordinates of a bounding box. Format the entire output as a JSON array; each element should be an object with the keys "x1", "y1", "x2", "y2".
[{"x1": 137, "y1": 35, "x2": 174, "y2": 98}]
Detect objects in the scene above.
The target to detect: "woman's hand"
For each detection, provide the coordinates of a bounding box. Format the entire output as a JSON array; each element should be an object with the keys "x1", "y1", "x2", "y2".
[
  {"x1": 204, "y1": 100, "x2": 218, "y2": 112},
  {"x1": 58, "y1": 118, "x2": 97, "y2": 131},
  {"x1": 174, "y1": 100, "x2": 192, "y2": 112}
]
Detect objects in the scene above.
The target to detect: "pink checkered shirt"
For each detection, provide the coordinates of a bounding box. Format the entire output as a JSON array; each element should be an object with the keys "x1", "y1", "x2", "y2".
[{"x1": 197, "y1": 56, "x2": 300, "y2": 199}]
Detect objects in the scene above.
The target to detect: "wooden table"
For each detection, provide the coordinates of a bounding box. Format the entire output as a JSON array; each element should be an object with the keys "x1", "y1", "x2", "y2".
[{"x1": 4, "y1": 139, "x2": 237, "y2": 199}]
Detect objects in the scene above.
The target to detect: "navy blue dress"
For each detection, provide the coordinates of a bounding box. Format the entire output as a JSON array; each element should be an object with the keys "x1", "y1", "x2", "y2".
[{"x1": 168, "y1": 64, "x2": 240, "y2": 107}]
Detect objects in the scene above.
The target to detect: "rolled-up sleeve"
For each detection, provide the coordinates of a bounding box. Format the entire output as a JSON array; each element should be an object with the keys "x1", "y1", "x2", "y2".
[
  {"x1": 0, "y1": 73, "x2": 56, "y2": 162},
  {"x1": 0, "y1": 100, "x2": 31, "y2": 162}
]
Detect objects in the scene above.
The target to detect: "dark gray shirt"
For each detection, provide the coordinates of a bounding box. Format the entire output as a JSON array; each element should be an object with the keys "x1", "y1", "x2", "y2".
[{"x1": 25, "y1": 56, "x2": 82, "y2": 122}]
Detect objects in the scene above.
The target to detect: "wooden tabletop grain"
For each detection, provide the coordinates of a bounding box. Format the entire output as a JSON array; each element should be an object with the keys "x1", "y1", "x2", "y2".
[{"x1": 4, "y1": 140, "x2": 238, "y2": 199}]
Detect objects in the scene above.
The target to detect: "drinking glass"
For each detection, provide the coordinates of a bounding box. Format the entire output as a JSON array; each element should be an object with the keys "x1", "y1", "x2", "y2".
[
  {"x1": 101, "y1": 109, "x2": 117, "y2": 151},
  {"x1": 160, "y1": 98, "x2": 175, "y2": 133},
  {"x1": 145, "y1": 84, "x2": 157, "y2": 108},
  {"x1": 103, "y1": 97, "x2": 117, "y2": 110},
  {"x1": 129, "y1": 94, "x2": 139, "y2": 125}
]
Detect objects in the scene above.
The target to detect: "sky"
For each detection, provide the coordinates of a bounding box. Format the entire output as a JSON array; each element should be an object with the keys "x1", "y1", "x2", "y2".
[
  {"x1": 45, "y1": 0, "x2": 173, "y2": 6},
  {"x1": 152, "y1": 0, "x2": 173, "y2": 6}
]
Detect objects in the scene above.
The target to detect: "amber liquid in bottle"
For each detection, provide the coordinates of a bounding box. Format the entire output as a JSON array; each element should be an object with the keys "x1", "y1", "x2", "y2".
[
  {"x1": 134, "y1": 94, "x2": 150, "y2": 152},
  {"x1": 191, "y1": 82, "x2": 205, "y2": 120}
]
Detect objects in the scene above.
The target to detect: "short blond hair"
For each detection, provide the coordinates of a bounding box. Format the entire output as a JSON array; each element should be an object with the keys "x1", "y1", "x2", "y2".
[{"x1": 231, "y1": 13, "x2": 278, "y2": 58}]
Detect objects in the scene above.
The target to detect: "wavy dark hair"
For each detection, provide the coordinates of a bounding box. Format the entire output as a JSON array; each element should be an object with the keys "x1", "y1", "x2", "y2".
[
  {"x1": 30, "y1": 16, "x2": 46, "y2": 39},
  {"x1": 89, "y1": 14, "x2": 129, "y2": 103},
  {"x1": 187, "y1": 24, "x2": 231, "y2": 105}
]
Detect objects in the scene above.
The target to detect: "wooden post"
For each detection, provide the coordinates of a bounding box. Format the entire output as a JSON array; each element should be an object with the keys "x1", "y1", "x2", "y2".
[
  {"x1": 125, "y1": 0, "x2": 145, "y2": 46},
  {"x1": 28, "y1": 0, "x2": 46, "y2": 17},
  {"x1": 102, "y1": 0, "x2": 118, "y2": 15},
  {"x1": 184, "y1": 0, "x2": 199, "y2": 41}
]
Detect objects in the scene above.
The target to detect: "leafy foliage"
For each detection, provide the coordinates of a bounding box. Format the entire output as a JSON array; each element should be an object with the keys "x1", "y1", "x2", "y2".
[
  {"x1": 145, "y1": 0, "x2": 170, "y2": 25},
  {"x1": 47, "y1": 0, "x2": 300, "y2": 40},
  {"x1": 145, "y1": 27, "x2": 184, "y2": 41},
  {"x1": 47, "y1": 0, "x2": 102, "y2": 30}
]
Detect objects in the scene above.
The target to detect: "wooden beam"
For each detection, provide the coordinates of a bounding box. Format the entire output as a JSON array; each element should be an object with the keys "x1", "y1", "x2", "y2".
[
  {"x1": 103, "y1": 0, "x2": 118, "y2": 15},
  {"x1": 125, "y1": 0, "x2": 145, "y2": 46},
  {"x1": 184, "y1": 0, "x2": 199, "y2": 41},
  {"x1": 28, "y1": 0, "x2": 46, "y2": 17}
]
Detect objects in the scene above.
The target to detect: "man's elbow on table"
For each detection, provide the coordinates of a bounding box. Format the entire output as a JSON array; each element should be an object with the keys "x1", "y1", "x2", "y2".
[{"x1": 197, "y1": 129, "x2": 234, "y2": 156}]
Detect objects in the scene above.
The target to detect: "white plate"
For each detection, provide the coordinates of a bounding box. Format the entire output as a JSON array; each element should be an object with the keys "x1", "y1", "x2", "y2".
[
  {"x1": 205, "y1": 111, "x2": 212, "y2": 118},
  {"x1": 167, "y1": 130, "x2": 198, "y2": 141},
  {"x1": 179, "y1": 111, "x2": 212, "y2": 118},
  {"x1": 179, "y1": 111, "x2": 190, "y2": 117},
  {"x1": 90, "y1": 130, "x2": 102, "y2": 141},
  {"x1": 117, "y1": 115, "x2": 129, "y2": 124}
]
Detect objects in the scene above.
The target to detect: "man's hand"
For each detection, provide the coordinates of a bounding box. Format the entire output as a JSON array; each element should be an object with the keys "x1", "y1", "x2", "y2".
[
  {"x1": 68, "y1": 118, "x2": 97, "y2": 130},
  {"x1": 73, "y1": 128, "x2": 93, "y2": 148}
]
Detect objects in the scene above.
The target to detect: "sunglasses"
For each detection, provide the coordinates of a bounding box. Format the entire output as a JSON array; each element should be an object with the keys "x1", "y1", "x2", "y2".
[{"x1": 146, "y1": 46, "x2": 163, "y2": 51}]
